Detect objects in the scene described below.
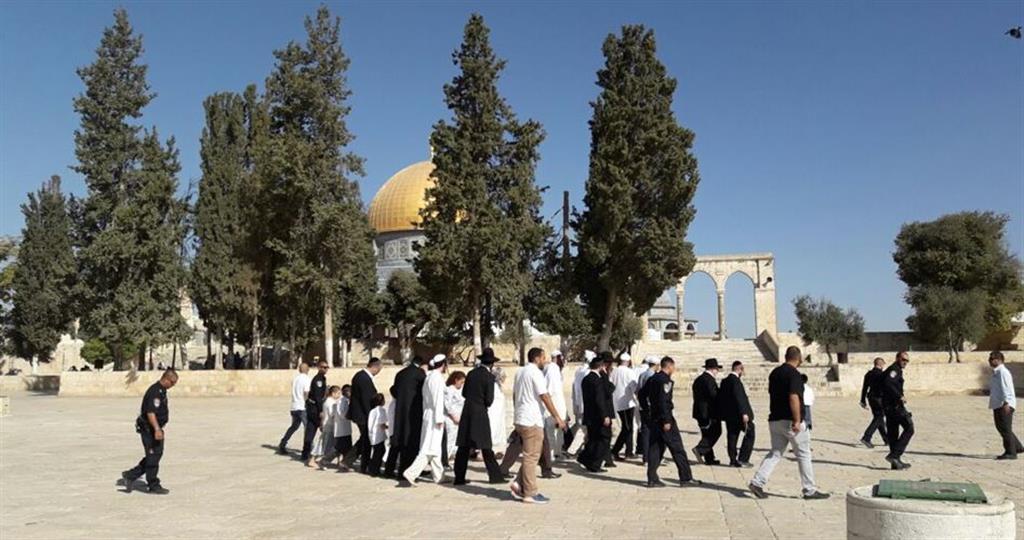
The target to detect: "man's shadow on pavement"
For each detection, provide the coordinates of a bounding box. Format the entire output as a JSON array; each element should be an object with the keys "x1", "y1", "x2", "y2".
[
  {"x1": 260, "y1": 443, "x2": 302, "y2": 461},
  {"x1": 451, "y1": 482, "x2": 517, "y2": 502},
  {"x1": 114, "y1": 477, "x2": 148, "y2": 494}
]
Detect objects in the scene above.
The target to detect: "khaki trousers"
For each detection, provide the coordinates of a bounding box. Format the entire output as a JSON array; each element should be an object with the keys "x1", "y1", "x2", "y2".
[{"x1": 514, "y1": 424, "x2": 544, "y2": 497}]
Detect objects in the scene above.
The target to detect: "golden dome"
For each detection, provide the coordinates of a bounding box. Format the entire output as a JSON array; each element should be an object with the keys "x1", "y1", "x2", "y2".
[{"x1": 368, "y1": 160, "x2": 435, "y2": 234}]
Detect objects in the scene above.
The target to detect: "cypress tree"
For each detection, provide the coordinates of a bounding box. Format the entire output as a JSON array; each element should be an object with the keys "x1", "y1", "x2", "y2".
[
  {"x1": 262, "y1": 6, "x2": 377, "y2": 365},
  {"x1": 192, "y1": 92, "x2": 251, "y2": 369},
  {"x1": 72, "y1": 9, "x2": 187, "y2": 369},
  {"x1": 9, "y1": 176, "x2": 77, "y2": 368},
  {"x1": 417, "y1": 14, "x2": 547, "y2": 355},
  {"x1": 574, "y1": 25, "x2": 700, "y2": 351}
]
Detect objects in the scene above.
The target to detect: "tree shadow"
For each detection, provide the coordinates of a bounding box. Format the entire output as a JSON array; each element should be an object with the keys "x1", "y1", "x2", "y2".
[{"x1": 260, "y1": 443, "x2": 301, "y2": 461}]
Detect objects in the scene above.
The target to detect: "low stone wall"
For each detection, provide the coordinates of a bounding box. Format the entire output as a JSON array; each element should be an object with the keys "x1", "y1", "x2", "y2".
[
  {"x1": 0, "y1": 375, "x2": 61, "y2": 395},
  {"x1": 835, "y1": 361, "x2": 1024, "y2": 396}
]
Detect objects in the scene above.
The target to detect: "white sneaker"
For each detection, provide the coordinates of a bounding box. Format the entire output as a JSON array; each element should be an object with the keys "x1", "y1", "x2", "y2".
[{"x1": 509, "y1": 481, "x2": 523, "y2": 500}]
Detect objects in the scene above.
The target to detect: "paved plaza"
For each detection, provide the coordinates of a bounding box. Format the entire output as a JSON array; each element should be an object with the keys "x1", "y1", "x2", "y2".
[{"x1": 1, "y1": 392, "x2": 1021, "y2": 539}]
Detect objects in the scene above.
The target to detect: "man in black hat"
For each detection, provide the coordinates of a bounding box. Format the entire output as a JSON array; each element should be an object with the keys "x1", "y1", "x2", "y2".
[
  {"x1": 342, "y1": 357, "x2": 382, "y2": 473},
  {"x1": 692, "y1": 358, "x2": 723, "y2": 465},
  {"x1": 383, "y1": 355, "x2": 427, "y2": 478},
  {"x1": 577, "y1": 353, "x2": 614, "y2": 472},
  {"x1": 453, "y1": 348, "x2": 506, "y2": 485},
  {"x1": 718, "y1": 360, "x2": 755, "y2": 467}
]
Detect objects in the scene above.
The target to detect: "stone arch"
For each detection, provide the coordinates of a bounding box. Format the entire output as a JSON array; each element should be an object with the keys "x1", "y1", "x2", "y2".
[{"x1": 671, "y1": 253, "x2": 777, "y2": 342}]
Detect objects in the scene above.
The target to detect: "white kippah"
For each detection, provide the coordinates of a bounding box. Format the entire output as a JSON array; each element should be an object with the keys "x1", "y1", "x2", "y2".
[
  {"x1": 430, "y1": 354, "x2": 446, "y2": 367},
  {"x1": 584, "y1": 350, "x2": 597, "y2": 361}
]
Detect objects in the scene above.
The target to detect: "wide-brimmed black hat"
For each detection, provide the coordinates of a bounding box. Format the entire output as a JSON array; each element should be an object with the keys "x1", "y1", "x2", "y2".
[
  {"x1": 703, "y1": 358, "x2": 723, "y2": 370},
  {"x1": 477, "y1": 347, "x2": 500, "y2": 365}
]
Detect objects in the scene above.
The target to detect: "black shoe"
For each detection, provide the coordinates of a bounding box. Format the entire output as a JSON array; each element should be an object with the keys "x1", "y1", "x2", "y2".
[
  {"x1": 646, "y1": 480, "x2": 666, "y2": 488},
  {"x1": 706, "y1": 459, "x2": 721, "y2": 466},
  {"x1": 541, "y1": 472, "x2": 562, "y2": 479},
  {"x1": 121, "y1": 471, "x2": 136, "y2": 493},
  {"x1": 453, "y1": 479, "x2": 470, "y2": 486},
  {"x1": 147, "y1": 485, "x2": 169, "y2": 495},
  {"x1": 276, "y1": 446, "x2": 288, "y2": 455},
  {"x1": 692, "y1": 448, "x2": 705, "y2": 465},
  {"x1": 803, "y1": 491, "x2": 831, "y2": 500},
  {"x1": 996, "y1": 454, "x2": 1018, "y2": 460},
  {"x1": 679, "y1": 479, "x2": 703, "y2": 487},
  {"x1": 604, "y1": 461, "x2": 617, "y2": 468},
  {"x1": 890, "y1": 460, "x2": 910, "y2": 470},
  {"x1": 738, "y1": 461, "x2": 754, "y2": 468},
  {"x1": 729, "y1": 461, "x2": 741, "y2": 468},
  {"x1": 612, "y1": 453, "x2": 624, "y2": 462},
  {"x1": 748, "y1": 483, "x2": 768, "y2": 499},
  {"x1": 884, "y1": 454, "x2": 897, "y2": 466},
  {"x1": 859, "y1": 438, "x2": 874, "y2": 449},
  {"x1": 624, "y1": 452, "x2": 637, "y2": 459}
]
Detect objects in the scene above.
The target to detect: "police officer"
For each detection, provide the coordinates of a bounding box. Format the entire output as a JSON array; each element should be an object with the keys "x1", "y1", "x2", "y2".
[
  {"x1": 301, "y1": 359, "x2": 329, "y2": 465},
  {"x1": 859, "y1": 357, "x2": 889, "y2": 448},
  {"x1": 882, "y1": 351, "x2": 914, "y2": 470},
  {"x1": 121, "y1": 369, "x2": 178, "y2": 494},
  {"x1": 640, "y1": 356, "x2": 701, "y2": 488}
]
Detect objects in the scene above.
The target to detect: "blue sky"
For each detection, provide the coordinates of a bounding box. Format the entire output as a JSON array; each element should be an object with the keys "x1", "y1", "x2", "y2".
[{"x1": 2, "y1": 1, "x2": 1022, "y2": 337}]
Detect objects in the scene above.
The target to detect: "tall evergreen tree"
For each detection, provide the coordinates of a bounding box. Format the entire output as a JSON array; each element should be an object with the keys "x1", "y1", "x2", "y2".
[
  {"x1": 417, "y1": 14, "x2": 548, "y2": 355},
  {"x1": 9, "y1": 176, "x2": 76, "y2": 367},
  {"x1": 574, "y1": 25, "x2": 700, "y2": 351},
  {"x1": 262, "y1": 6, "x2": 377, "y2": 365},
  {"x1": 72, "y1": 9, "x2": 187, "y2": 370},
  {"x1": 192, "y1": 92, "x2": 252, "y2": 369}
]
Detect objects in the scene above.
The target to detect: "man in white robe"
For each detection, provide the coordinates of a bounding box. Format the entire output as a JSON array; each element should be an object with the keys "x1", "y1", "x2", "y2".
[
  {"x1": 543, "y1": 351, "x2": 569, "y2": 460},
  {"x1": 567, "y1": 350, "x2": 596, "y2": 455},
  {"x1": 403, "y1": 355, "x2": 449, "y2": 485}
]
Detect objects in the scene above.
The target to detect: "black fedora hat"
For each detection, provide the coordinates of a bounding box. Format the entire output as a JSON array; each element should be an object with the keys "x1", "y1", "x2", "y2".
[
  {"x1": 703, "y1": 358, "x2": 723, "y2": 370},
  {"x1": 477, "y1": 347, "x2": 500, "y2": 365}
]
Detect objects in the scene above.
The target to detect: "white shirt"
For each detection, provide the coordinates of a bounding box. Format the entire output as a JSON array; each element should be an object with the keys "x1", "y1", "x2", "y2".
[
  {"x1": 513, "y1": 362, "x2": 549, "y2": 428},
  {"x1": 290, "y1": 373, "x2": 311, "y2": 411},
  {"x1": 385, "y1": 398, "x2": 397, "y2": 438},
  {"x1": 444, "y1": 385, "x2": 466, "y2": 421},
  {"x1": 610, "y1": 365, "x2": 639, "y2": 411},
  {"x1": 543, "y1": 363, "x2": 567, "y2": 419},
  {"x1": 321, "y1": 396, "x2": 339, "y2": 429},
  {"x1": 803, "y1": 385, "x2": 816, "y2": 407},
  {"x1": 335, "y1": 396, "x2": 352, "y2": 436},
  {"x1": 572, "y1": 365, "x2": 589, "y2": 417},
  {"x1": 368, "y1": 405, "x2": 388, "y2": 445},
  {"x1": 990, "y1": 364, "x2": 1017, "y2": 410}
]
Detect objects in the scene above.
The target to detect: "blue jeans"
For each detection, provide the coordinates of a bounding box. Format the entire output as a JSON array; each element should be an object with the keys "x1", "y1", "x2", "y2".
[{"x1": 279, "y1": 410, "x2": 306, "y2": 449}]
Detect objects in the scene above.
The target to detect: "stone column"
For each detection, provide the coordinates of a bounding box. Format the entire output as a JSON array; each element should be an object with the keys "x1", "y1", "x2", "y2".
[
  {"x1": 716, "y1": 289, "x2": 726, "y2": 340},
  {"x1": 675, "y1": 285, "x2": 685, "y2": 341},
  {"x1": 639, "y1": 313, "x2": 649, "y2": 342}
]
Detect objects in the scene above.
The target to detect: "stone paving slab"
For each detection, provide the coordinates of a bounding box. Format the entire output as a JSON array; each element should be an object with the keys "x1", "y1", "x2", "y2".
[{"x1": 1, "y1": 394, "x2": 1021, "y2": 539}]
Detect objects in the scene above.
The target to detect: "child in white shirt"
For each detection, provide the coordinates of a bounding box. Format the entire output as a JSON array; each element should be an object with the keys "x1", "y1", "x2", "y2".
[
  {"x1": 367, "y1": 393, "x2": 388, "y2": 476},
  {"x1": 332, "y1": 385, "x2": 353, "y2": 466},
  {"x1": 801, "y1": 374, "x2": 816, "y2": 430},
  {"x1": 314, "y1": 386, "x2": 342, "y2": 468}
]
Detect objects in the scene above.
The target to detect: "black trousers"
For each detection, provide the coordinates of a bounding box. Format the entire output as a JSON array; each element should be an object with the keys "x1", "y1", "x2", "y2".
[
  {"x1": 342, "y1": 421, "x2": 372, "y2": 473},
  {"x1": 724, "y1": 419, "x2": 755, "y2": 464},
  {"x1": 636, "y1": 409, "x2": 650, "y2": 461},
  {"x1": 994, "y1": 408, "x2": 1024, "y2": 457},
  {"x1": 612, "y1": 408, "x2": 635, "y2": 456},
  {"x1": 861, "y1": 398, "x2": 889, "y2": 444},
  {"x1": 279, "y1": 410, "x2": 306, "y2": 449},
  {"x1": 334, "y1": 434, "x2": 353, "y2": 457},
  {"x1": 885, "y1": 406, "x2": 914, "y2": 459},
  {"x1": 367, "y1": 442, "x2": 386, "y2": 476},
  {"x1": 695, "y1": 420, "x2": 722, "y2": 461},
  {"x1": 577, "y1": 423, "x2": 611, "y2": 472},
  {"x1": 453, "y1": 442, "x2": 504, "y2": 482},
  {"x1": 500, "y1": 429, "x2": 553, "y2": 475},
  {"x1": 441, "y1": 431, "x2": 449, "y2": 468},
  {"x1": 127, "y1": 425, "x2": 164, "y2": 487},
  {"x1": 300, "y1": 404, "x2": 321, "y2": 461},
  {"x1": 646, "y1": 419, "x2": 694, "y2": 483}
]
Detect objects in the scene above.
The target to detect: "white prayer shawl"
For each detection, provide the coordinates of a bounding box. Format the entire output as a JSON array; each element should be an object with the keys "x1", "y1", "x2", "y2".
[
  {"x1": 312, "y1": 396, "x2": 338, "y2": 456},
  {"x1": 572, "y1": 365, "x2": 589, "y2": 418},
  {"x1": 489, "y1": 381, "x2": 507, "y2": 449},
  {"x1": 417, "y1": 370, "x2": 446, "y2": 457},
  {"x1": 334, "y1": 396, "x2": 352, "y2": 436},
  {"x1": 610, "y1": 365, "x2": 638, "y2": 411},
  {"x1": 543, "y1": 363, "x2": 568, "y2": 419}
]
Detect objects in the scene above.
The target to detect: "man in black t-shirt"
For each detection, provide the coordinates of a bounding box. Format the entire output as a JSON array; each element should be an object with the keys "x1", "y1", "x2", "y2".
[
  {"x1": 748, "y1": 347, "x2": 829, "y2": 501},
  {"x1": 121, "y1": 369, "x2": 178, "y2": 495}
]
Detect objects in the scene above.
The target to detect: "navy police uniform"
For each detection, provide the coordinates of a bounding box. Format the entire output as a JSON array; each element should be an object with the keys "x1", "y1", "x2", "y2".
[
  {"x1": 641, "y1": 371, "x2": 696, "y2": 485},
  {"x1": 301, "y1": 371, "x2": 328, "y2": 461},
  {"x1": 124, "y1": 381, "x2": 169, "y2": 491},
  {"x1": 882, "y1": 363, "x2": 914, "y2": 465},
  {"x1": 859, "y1": 367, "x2": 889, "y2": 445}
]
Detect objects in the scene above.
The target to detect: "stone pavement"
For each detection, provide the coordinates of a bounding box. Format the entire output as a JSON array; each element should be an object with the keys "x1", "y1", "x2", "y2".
[{"x1": 1, "y1": 393, "x2": 1021, "y2": 539}]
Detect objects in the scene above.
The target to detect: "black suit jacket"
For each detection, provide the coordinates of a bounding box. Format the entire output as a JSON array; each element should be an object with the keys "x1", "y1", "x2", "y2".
[
  {"x1": 347, "y1": 369, "x2": 377, "y2": 425},
  {"x1": 456, "y1": 365, "x2": 495, "y2": 449},
  {"x1": 717, "y1": 373, "x2": 753, "y2": 423},
  {"x1": 691, "y1": 371, "x2": 719, "y2": 423},
  {"x1": 391, "y1": 364, "x2": 426, "y2": 446},
  {"x1": 582, "y1": 371, "x2": 612, "y2": 426}
]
